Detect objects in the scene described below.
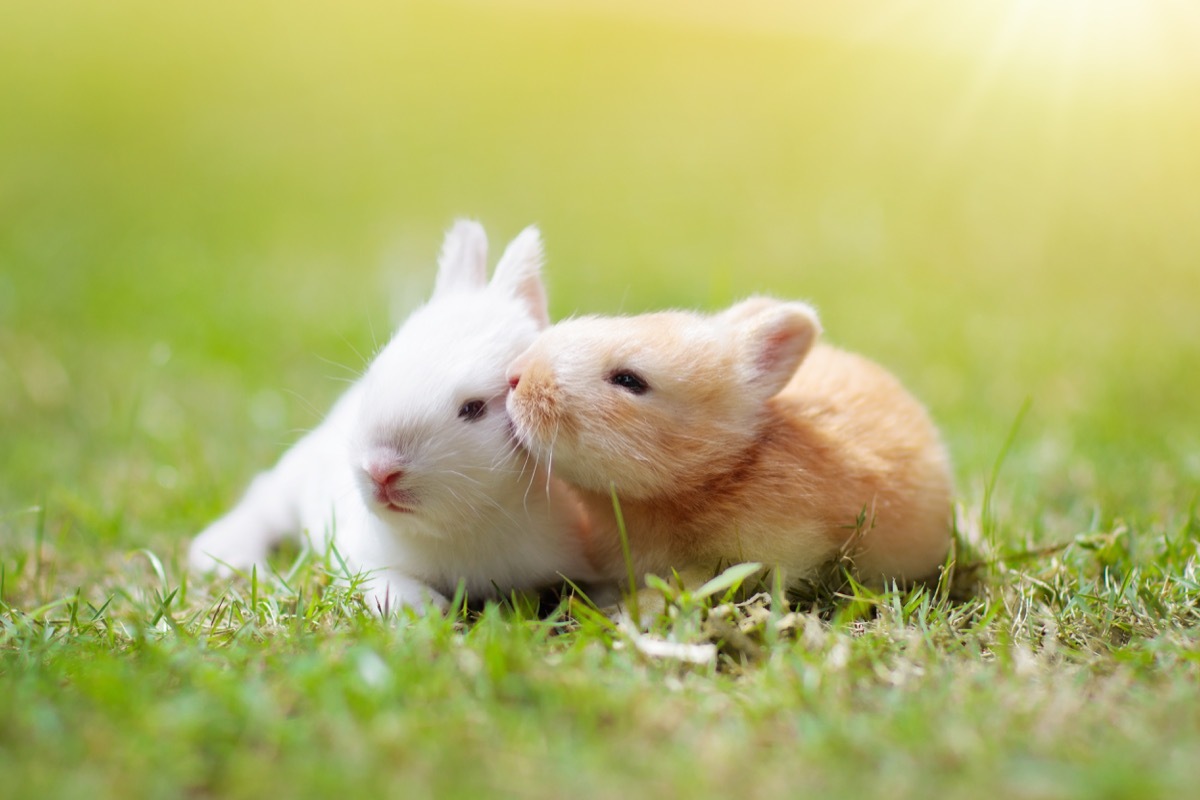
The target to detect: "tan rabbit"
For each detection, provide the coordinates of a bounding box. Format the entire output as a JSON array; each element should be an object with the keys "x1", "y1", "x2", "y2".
[{"x1": 505, "y1": 297, "x2": 953, "y2": 593}]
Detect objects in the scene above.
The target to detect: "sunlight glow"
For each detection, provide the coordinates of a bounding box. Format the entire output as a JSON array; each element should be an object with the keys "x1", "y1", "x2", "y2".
[{"x1": 591, "y1": 0, "x2": 1200, "y2": 83}]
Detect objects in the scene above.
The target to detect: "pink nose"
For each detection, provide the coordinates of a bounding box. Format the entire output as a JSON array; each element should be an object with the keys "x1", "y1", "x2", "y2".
[
  {"x1": 507, "y1": 351, "x2": 531, "y2": 391},
  {"x1": 367, "y1": 464, "x2": 403, "y2": 489}
]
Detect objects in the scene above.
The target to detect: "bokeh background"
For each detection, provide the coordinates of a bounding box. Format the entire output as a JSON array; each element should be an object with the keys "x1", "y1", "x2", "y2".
[{"x1": 2, "y1": 0, "x2": 1198, "y2": 555}]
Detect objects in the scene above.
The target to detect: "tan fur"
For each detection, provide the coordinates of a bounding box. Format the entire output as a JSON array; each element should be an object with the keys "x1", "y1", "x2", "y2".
[{"x1": 506, "y1": 298, "x2": 954, "y2": 589}]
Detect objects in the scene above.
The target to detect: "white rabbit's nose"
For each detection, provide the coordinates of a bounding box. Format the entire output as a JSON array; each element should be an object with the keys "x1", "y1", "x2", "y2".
[
  {"x1": 363, "y1": 449, "x2": 406, "y2": 489},
  {"x1": 367, "y1": 464, "x2": 403, "y2": 489},
  {"x1": 508, "y1": 373, "x2": 521, "y2": 390}
]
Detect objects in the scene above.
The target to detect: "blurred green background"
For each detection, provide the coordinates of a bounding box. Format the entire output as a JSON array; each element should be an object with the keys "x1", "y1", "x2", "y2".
[{"x1": 2, "y1": 0, "x2": 1198, "y2": 555}]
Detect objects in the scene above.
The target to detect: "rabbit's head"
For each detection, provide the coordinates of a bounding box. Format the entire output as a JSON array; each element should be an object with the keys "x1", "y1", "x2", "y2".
[
  {"x1": 506, "y1": 298, "x2": 821, "y2": 500},
  {"x1": 351, "y1": 221, "x2": 549, "y2": 530}
]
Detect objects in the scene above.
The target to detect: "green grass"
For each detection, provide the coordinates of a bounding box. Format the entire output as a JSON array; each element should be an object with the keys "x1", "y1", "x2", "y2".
[{"x1": 3, "y1": 1, "x2": 1200, "y2": 797}]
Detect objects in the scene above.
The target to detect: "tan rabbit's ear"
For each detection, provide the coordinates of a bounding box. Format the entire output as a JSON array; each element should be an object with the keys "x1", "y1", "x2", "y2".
[
  {"x1": 490, "y1": 225, "x2": 550, "y2": 328},
  {"x1": 727, "y1": 298, "x2": 821, "y2": 400},
  {"x1": 718, "y1": 295, "x2": 779, "y2": 326},
  {"x1": 433, "y1": 219, "x2": 489, "y2": 297}
]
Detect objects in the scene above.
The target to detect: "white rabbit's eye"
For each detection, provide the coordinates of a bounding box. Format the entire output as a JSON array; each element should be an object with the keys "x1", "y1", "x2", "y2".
[
  {"x1": 608, "y1": 370, "x2": 649, "y2": 395},
  {"x1": 458, "y1": 399, "x2": 487, "y2": 422}
]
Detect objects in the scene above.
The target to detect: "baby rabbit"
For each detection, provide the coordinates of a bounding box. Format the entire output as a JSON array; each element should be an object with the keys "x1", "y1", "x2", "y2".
[
  {"x1": 505, "y1": 297, "x2": 953, "y2": 593},
  {"x1": 189, "y1": 221, "x2": 593, "y2": 613}
]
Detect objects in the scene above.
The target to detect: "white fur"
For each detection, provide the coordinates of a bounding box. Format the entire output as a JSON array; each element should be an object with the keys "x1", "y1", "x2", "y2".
[{"x1": 188, "y1": 221, "x2": 593, "y2": 614}]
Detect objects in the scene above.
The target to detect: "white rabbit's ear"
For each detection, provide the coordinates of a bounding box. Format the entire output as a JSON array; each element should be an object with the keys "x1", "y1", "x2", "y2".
[
  {"x1": 727, "y1": 298, "x2": 821, "y2": 400},
  {"x1": 490, "y1": 225, "x2": 550, "y2": 328},
  {"x1": 434, "y1": 219, "x2": 489, "y2": 297}
]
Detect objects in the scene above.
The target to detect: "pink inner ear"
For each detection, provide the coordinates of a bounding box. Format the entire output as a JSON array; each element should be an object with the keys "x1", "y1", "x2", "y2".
[
  {"x1": 489, "y1": 226, "x2": 549, "y2": 325},
  {"x1": 745, "y1": 309, "x2": 817, "y2": 395},
  {"x1": 518, "y1": 277, "x2": 550, "y2": 328},
  {"x1": 756, "y1": 327, "x2": 797, "y2": 376}
]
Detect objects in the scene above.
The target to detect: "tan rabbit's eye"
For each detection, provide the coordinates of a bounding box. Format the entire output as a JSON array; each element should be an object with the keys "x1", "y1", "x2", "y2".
[
  {"x1": 608, "y1": 371, "x2": 649, "y2": 395},
  {"x1": 458, "y1": 399, "x2": 487, "y2": 422}
]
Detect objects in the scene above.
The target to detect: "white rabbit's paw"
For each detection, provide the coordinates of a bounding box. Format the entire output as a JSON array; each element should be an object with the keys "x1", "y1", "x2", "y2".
[
  {"x1": 187, "y1": 516, "x2": 271, "y2": 577},
  {"x1": 362, "y1": 573, "x2": 450, "y2": 617}
]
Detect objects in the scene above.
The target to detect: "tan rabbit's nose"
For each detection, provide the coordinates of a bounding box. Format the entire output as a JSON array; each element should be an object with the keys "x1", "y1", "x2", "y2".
[{"x1": 506, "y1": 353, "x2": 530, "y2": 390}]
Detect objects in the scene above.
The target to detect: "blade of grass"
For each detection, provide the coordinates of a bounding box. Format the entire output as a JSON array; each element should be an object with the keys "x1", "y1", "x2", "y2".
[
  {"x1": 983, "y1": 397, "x2": 1032, "y2": 555},
  {"x1": 33, "y1": 500, "x2": 46, "y2": 589},
  {"x1": 610, "y1": 483, "x2": 639, "y2": 626},
  {"x1": 692, "y1": 562, "x2": 763, "y2": 602}
]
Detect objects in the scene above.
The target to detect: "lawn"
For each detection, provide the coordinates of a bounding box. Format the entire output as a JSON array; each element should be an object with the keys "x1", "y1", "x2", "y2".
[{"x1": 2, "y1": 1, "x2": 1199, "y2": 798}]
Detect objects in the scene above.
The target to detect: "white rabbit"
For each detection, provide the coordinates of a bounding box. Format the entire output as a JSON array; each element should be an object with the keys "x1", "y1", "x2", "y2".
[{"x1": 188, "y1": 221, "x2": 594, "y2": 613}]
